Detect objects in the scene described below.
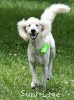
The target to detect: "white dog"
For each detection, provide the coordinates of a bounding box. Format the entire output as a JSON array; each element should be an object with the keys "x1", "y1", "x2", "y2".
[{"x1": 17, "y1": 4, "x2": 70, "y2": 89}]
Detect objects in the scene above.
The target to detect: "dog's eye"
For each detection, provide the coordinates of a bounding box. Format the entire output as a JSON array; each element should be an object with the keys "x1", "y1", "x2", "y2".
[
  {"x1": 36, "y1": 24, "x2": 39, "y2": 26},
  {"x1": 28, "y1": 24, "x2": 31, "y2": 27}
]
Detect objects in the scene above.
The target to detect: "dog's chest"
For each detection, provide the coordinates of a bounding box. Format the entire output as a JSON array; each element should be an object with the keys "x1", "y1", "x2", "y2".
[
  {"x1": 28, "y1": 48, "x2": 44, "y2": 65},
  {"x1": 28, "y1": 41, "x2": 49, "y2": 65},
  {"x1": 34, "y1": 51, "x2": 44, "y2": 64}
]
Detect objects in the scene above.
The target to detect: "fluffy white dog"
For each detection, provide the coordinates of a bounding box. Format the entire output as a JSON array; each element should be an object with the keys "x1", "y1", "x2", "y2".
[{"x1": 17, "y1": 4, "x2": 70, "y2": 89}]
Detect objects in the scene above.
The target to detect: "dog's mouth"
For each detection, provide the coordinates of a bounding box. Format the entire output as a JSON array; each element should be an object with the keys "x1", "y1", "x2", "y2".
[{"x1": 30, "y1": 33, "x2": 38, "y2": 40}]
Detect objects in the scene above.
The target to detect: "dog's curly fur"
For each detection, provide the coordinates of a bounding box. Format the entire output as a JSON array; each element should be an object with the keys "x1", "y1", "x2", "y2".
[{"x1": 17, "y1": 4, "x2": 70, "y2": 89}]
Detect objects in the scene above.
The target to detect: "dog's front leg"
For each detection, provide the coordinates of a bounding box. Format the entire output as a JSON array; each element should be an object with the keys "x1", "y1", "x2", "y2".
[
  {"x1": 42, "y1": 65, "x2": 47, "y2": 89},
  {"x1": 29, "y1": 62, "x2": 39, "y2": 89}
]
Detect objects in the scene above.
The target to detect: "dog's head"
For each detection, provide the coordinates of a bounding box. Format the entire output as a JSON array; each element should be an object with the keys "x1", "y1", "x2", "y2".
[
  {"x1": 25, "y1": 17, "x2": 43, "y2": 40},
  {"x1": 17, "y1": 17, "x2": 42, "y2": 41},
  {"x1": 17, "y1": 17, "x2": 50, "y2": 41}
]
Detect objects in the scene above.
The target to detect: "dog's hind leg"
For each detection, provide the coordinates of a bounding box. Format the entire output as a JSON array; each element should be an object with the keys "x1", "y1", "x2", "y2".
[
  {"x1": 47, "y1": 55, "x2": 53, "y2": 80},
  {"x1": 42, "y1": 65, "x2": 47, "y2": 89},
  {"x1": 29, "y1": 62, "x2": 39, "y2": 89}
]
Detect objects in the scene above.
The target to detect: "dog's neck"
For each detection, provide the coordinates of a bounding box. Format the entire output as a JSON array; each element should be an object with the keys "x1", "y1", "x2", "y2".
[{"x1": 29, "y1": 36, "x2": 44, "y2": 49}]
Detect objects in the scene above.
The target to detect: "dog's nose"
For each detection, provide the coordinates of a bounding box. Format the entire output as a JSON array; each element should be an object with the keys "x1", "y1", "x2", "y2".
[{"x1": 31, "y1": 29, "x2": 36, "y2": 33}]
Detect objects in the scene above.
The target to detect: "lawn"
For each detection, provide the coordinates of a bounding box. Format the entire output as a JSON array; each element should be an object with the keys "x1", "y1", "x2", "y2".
[{"x1": 0, "y1": 0, "x2": 74, "y2": 100}]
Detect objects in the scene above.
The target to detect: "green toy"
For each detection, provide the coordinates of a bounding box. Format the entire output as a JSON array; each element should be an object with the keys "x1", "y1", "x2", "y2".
[
  {"x1": 34, "y1": 43, "x2": 50, "y2": 54},
  {"x1": 41, "y1": 43, "x2": 50, "y2": 54}
]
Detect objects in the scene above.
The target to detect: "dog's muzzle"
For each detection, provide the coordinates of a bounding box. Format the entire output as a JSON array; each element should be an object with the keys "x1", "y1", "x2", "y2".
[{"x1": 30, "y1": 29, "x2": 38, "y2": 40}]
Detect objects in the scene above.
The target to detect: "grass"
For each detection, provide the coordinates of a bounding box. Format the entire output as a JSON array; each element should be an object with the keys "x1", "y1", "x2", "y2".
[{"x1": 0, "y1": 0, "x2": 74, "y2": 100}]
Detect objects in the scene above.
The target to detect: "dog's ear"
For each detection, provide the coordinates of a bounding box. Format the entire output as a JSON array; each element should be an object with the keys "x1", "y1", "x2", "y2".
[
  {"x1": 40, "y1": 20, "x2": 51, "y2": 38},
  {"x1": 17, "y1": 19, "x2": 28, "y2": 41},
  {"x1": 40, "y1": 21, "x2": 45, "y2": 32}
]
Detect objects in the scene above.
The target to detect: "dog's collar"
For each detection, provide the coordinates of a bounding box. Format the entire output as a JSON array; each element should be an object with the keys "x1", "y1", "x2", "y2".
[{"x1": 32, "y1": 42, "x2": 50, "y2": 54}]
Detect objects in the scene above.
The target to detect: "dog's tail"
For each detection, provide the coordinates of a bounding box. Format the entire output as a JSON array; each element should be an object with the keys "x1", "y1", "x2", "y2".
[{"x1": 41, "y1": 4, "x2": 70, "y2": 23}]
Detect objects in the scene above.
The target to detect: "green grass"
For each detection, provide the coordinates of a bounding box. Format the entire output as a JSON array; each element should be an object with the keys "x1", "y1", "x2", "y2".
[{"x1": 0, "y1": 0, "x2": 74, "y2": 100}]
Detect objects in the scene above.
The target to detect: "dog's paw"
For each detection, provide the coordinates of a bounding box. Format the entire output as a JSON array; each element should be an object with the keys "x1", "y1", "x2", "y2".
[
  {"x1": 47, "y1": 77, "x2": 52, "y2": 80},
  {"x1": 47, "y1": 75, "x2": 52, "y2": 80},
  {"x1": 31, "y1": 82, "x2": 36, "y2": 89},
  {"x1": 31, "y1": 81, "x2": 40, "y2": 89}
]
